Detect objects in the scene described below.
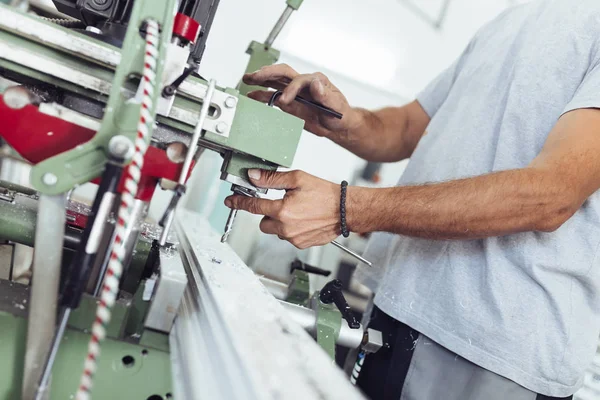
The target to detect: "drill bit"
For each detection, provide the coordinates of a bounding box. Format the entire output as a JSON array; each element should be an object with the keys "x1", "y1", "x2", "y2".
[{"x1": 221, "y1": 208, "x2": 238, "y2": 243}]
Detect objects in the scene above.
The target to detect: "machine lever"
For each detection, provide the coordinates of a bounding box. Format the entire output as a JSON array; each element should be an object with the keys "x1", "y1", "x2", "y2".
[
  {"x1": 290, "y1": 259, "x2": 331, "y2": 277},
  {"x1": 268, "y1": 90, "x2": 343, "y2": 119},
  {"x1": 319, "y1": 279, "x2": 360, "y2": 329}
]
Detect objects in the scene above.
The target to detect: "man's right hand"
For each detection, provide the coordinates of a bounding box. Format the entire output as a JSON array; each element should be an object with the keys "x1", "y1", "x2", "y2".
[{"x1": 242, "y1": 64, "x2": 359, "y2": 140}]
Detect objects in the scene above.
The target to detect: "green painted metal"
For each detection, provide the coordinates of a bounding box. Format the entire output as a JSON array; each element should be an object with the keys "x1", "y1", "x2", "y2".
[
  {"x1": 286, "y1": 0, "x2": 305, "y2": 10},
  {"x1": 0, "y1": 198, "x2": 151, "y2": 281},
  {"x1": 0, "y1": 293, "x2": 172, "y2": 399},
  {"x1": 171, "y1": 83, "x2": 304, "y2": 169},
  {"x1": 314, "y1": 295, "x2": 342, "y2": 360},
  {"x1": 237, "y1": 41, "x2": 281, "y2": 96},
  {"x1": 0, "y1": 11, "x2": 304, "y2": 180},
  {"x1": 140, "y1": 329, "x2": 171, "y2": 353},
  {"x1": 69, "y1": 294, "x2": 131, "y2": 339},
  {"x1": 0, "y1": 180, "x2": 37, "y2": 196},
  {"x1": 0, "y1": 198, "x2": 36, "y2": 245},
  {"x1": 286, "y1": 270, "x2": 311, "y2": 306},
  {"x1": 223, "y1": 152, "x2": 277, "y2": 182},
  {"x1": 29, "y1": 0, "x2": 177, "y2": 194}
]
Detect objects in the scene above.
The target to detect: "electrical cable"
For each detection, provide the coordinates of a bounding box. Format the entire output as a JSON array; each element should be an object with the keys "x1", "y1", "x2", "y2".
[{"x1": 75, "y1": 19, "x2": 160, "y2": 400}]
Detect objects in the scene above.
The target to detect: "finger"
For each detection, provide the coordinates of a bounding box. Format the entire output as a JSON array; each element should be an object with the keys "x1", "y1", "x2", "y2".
[
  {"x1": 243, "y1": 64, "x2": 298, "y2": 85},
  {"x1": 259, "y1": 217, "x2": 282, "y2": 235},
  {"x1": 247, "y1": 90, "x2": 278, "y2": 103},
  {"x1": 247, "y1": 169, "x2": 304, "y2": 190},
  {"x1": 280, "y1": 74, "x2": 320, "y2": 105},
  {"x1": 225, "y1": 196, "x2": 282, "y2": 217}
]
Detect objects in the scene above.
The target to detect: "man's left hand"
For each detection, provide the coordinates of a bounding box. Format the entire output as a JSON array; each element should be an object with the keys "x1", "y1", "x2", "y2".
[{"x1": 225, "y1": 169, "x2": 341, "y2": 249}]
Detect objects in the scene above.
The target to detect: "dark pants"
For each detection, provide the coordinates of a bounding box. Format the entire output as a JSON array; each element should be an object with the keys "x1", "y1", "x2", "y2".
[{"x1": 355, "y1": 307, "x2": 574, "y2": 400}]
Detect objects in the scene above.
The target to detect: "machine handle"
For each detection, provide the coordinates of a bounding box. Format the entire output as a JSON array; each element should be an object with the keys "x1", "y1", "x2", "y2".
[
  {"x1": 319, "y1": 279, "x2": 360, "y2": 329},
  {"x1": 290, "y1": 259, "x2": 331, "y2": 277}
]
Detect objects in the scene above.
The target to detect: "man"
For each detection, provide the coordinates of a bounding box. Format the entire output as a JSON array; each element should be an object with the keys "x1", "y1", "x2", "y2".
[{"x1": 225, "y1": 0, "x2": 600, "y2": 399}]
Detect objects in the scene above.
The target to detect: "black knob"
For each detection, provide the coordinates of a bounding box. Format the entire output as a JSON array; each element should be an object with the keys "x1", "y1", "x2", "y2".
[{"x1": 319, "y1": 279, "x2": 360, "y2": 329}]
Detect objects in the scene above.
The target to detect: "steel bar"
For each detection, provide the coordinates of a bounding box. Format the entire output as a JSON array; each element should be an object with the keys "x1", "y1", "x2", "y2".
[
  {"x1": 331, "y1": 240, "x2": 372, "y2": 267},
  {"x1": 35, "y1": 308, "x2": 71, "y2": 400},
  {"x1": 22, "y1": 193, "x2": 67, "y2": 400},
  {"x1": 265, "y1": 5, "x2": 294, "y2": 49}
]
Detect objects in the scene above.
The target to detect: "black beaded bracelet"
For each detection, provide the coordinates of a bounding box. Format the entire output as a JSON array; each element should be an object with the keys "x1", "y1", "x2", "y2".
[{"x1": 340, "y1": 181, "x2": 350, "y2": 238}]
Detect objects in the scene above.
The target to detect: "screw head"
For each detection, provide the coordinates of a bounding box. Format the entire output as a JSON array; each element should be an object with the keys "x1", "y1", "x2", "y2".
[
  {"x1": 108, "y1": 135, "x2": 134, "y2": 160},
  {"x1": 225, "y1": 96, "x2": 237, "y2": 108},
  {"x1": 216, "y1": 122, "x2": 228, "y2": 134},
  {"x1": 42, "y1": 173, "x2": 58, "y2": 186}
]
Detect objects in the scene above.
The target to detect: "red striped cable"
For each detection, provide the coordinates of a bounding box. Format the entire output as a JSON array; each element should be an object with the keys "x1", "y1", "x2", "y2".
[{"x1": 75, "y1": 19, "x2": 160, "y2": 400}]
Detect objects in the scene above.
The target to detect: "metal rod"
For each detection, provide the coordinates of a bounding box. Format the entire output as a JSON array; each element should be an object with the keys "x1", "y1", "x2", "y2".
[
  {"x1": 159, "y1": 80, "x2": 217, "y2": 246},
  {"x1": 331, "y1": 240, "x2": 372, "y2": 267},
  {"x1": 220, "y1": 209, "x2": 237, "y2": 243},
  {"x1": 179, "y1": 79, "x2": 217, "y2": 185},
  {"x1": 22, "y1": 193, "x2": 67, "y2": 400},
  {"x1": 35, "y1": 308, "x2": 71, "y2": 400},
  {"x1": 265, "y1": 5, "x2": 295, "y2": 49}
]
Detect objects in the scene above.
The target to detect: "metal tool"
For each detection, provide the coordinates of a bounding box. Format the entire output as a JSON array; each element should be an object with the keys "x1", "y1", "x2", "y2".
[
  {"x1": 331, "y1": 240, "x2": 372, "y2": 267},
  {"x1": 268, "y1": 91, "x2": 344, "y2": 120},
  {"x1": 221, "y1": 185, "x2": 258, "y2": 243},
  {"x1": 159, "y1": 79, "x2": 217, "y2": 246}
]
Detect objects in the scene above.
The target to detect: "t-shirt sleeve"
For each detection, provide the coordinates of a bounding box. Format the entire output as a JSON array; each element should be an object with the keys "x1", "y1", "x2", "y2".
[
  {"x1": 416, "y1": 40, "x2": 475, "y2": 118},
  {"x1": 563, "y1": 60, "x2": 600, "y2": 115}
]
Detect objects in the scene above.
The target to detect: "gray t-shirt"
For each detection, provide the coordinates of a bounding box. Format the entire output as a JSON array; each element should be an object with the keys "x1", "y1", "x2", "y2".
[{"x1": 360, "y1": 0, "x2": 600, "y2": 396}]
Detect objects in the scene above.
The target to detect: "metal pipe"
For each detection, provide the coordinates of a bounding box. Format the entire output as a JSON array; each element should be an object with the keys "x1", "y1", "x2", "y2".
[
  {"x1": 22, "y1": 193, "x2": 67, "y2": 400},
  {"x1": 279, "y1": 300, "x2": 364, "y2": 349},
  {"x1": 259, "y1": 276, "x2": 289, "y2": 300},
  {"x1": 265, "y1": 6, "x2": 294, "y2": 49}
]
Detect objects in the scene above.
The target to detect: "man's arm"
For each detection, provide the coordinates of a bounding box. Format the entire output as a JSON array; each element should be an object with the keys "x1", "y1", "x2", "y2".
[
  {"x1": 338, "y1": 101, "x2": 431, "y2": 162},
  {"x1": 225, "y1": 108, "x2": 600, "y2": 249},
  {"x1": 243, "y1": 65, "x2": 430, "y2": 162},
  {"x1": 350, "y1": 108, "x2": 600, "y2": 239}
]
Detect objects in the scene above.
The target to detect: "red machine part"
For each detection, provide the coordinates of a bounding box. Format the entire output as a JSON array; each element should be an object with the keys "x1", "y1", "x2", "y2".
[
  {"x1": 173, "y1": 13, "x2": 201, "y2": 43},
  {"x1": 0, "y1": 93, "x2": 195, "y2": 205}
]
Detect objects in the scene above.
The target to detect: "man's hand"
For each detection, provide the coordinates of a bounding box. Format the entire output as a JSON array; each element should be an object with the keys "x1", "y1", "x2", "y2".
[
  {"x1": 243, "y1": 64, "x2": 357, "y2": 139},
  {"x1": 225, "y1": 169, "x2": 340, "y2": 249},
  {"x1": 243, "y1": 64, "x2": 431, "y2": 163}
]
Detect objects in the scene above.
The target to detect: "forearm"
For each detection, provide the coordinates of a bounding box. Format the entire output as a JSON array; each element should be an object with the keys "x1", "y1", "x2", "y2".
[
  {"x1": 327, "y1": 103, "x2": 427, "y2": 163},
  {"x1": 347, "y1": 167, "x2": 579, "y2": 239}
]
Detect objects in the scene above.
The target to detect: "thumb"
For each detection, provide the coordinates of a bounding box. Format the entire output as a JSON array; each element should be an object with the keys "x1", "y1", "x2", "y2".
[{"x1": 248, "y1": 169, "x2": 302, "y2": 190}]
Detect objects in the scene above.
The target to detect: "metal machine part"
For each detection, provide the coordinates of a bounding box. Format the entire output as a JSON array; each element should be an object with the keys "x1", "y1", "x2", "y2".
[
  {"x1": 144, "y1": 247, "x2": 187, "y2": 333},
  {"x1": 159, "y1": 79, "x2": 217, "y2": 246},
  {"x1": 22, "y1": 193, "x2": 67, "y2": 400},
  {"x1": 238, "y1": 0, "x2": 304, "y2": 95},
  {"x1": 172, "y1": 210, "x2": 365, "y2": 400},
  {"x1": 280, "y1": 300, "x2": 364, "y2": 350},
  {"x1": 221, "y1": 184, "x2": 259, "y2": 243}
]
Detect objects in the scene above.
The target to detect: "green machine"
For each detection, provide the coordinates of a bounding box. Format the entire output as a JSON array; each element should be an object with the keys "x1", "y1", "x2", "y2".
[{"x1": 0, "y1": 0, "x2": 305, "y2": 398}]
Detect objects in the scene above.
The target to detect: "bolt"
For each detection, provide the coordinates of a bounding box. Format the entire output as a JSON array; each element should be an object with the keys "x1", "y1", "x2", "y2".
[
  {"x1": 3, "y1": 87, "x2": 33, "y2": 110},
  {"x1": 225, "y1": 96, "x2": 237, "y2": 108},
  {"x1": 216, "y1": 122, "x2": 228, "y2": 134},
  {"x1": 108, "y1": 135, "x2": 134, "y2": 160},
  {"x1": 42, "y1": 173, "x2": 58, "y2": 186}
]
